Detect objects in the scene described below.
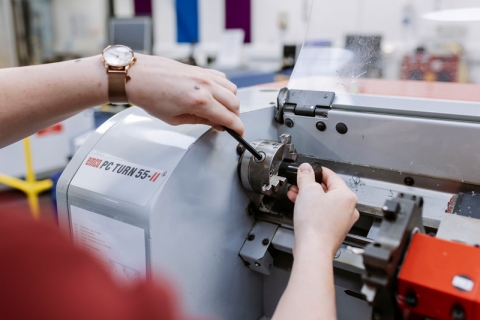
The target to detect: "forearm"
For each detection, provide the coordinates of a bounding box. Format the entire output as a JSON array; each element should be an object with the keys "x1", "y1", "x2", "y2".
[
  {"x1": 272, "y1": 244, "x2": 336, "y2": 320},
  {"x1": 0, "y1": 56, "x2": 107, "y2": 148}
]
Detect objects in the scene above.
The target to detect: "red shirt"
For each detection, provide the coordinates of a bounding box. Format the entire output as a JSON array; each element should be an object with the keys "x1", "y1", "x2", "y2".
[{"x1": 0, "y1": 212, "x2": 193, "y2": 320}]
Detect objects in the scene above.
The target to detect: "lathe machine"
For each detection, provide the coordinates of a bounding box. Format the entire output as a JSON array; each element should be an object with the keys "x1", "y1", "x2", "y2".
[{"x1": 56, "y1": 78, "x2": 480, "y2": 319}]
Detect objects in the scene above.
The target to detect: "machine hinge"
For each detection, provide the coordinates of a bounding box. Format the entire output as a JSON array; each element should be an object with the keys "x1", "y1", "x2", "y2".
[{"x1": 275, "y1": 87, "x2": 335, "y2": 123}]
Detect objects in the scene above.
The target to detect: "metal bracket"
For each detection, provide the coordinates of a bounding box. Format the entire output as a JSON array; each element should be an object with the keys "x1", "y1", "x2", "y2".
[
  {"x1": 361, "y1": 193, "x2": 425, "y2": 320},
  {"x1": 239, "y1": 221, "x2": 279, "y2": 275},
  {"x1": 275, "y1": 87, "x2": 335, "y2": 123}
]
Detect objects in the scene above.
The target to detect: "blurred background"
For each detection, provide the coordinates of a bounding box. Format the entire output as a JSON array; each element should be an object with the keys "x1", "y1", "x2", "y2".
[
  {"x1": 1, "y1": 0, "x2": 480, "y2": 84},
  {"x1": 1, "y1": 0, "x2": 480, "y2": 219}
]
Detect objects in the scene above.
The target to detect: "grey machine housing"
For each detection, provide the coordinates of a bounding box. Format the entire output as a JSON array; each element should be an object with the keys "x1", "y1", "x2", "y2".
[{"x1": 57, "y1": 86, "x2": 480, "y2": 320}]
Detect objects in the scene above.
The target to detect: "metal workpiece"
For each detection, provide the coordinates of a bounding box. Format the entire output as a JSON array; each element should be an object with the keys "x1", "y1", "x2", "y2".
[
  {"x1": 239, "y1": 221, "x2": 280, "y2": 275},
  {"x1": 238, "y1": 133, "x2": 323, "y2": 198},
  {"x1": 239, "y1": 135, "x2": 297, "y2": 198},
  {"x1": 361, "y1": 194, "x2": 425, "y2": 320}
]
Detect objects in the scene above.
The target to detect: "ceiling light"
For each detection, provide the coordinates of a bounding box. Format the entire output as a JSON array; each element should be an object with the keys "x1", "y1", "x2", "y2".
[{"x1": 422, "y1": 7, "x2": 480, "y2": 22}]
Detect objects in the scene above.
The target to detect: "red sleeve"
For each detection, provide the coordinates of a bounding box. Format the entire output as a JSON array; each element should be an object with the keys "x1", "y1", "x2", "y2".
[{"x1": 0, "y1": 211, "x2": 190, "y2": 320}]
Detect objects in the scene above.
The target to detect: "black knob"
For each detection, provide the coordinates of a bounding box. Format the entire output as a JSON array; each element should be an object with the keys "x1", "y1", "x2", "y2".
[{"x1": 279, "y1": 161, "x2": 322, "y2": 186}]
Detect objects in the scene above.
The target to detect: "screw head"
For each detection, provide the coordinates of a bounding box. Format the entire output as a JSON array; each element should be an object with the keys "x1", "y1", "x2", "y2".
[
  {"x1": 236, "y1": 143, "x2": 245, "y2": 156},
  {"x1": 262, "y1": 238, "x2": 270, "y2": 246},
  {"x1": 316, "y1": 121, "x2": 326, "y2": 131},
  {"x1": 404, "y1": 290, "x2": 418, "y2": 308},
  {"x1": 451, "y1": 305, "x2": 466, "y2": 320},
  {"x1": 336, "y1": 122, "x2": 348, "y2": 134},
  {"x1": 247, "y1": 234, "x2": 255, "y2": 241},
  {"x1": 404, "y1": 177, "x2": 415, "y2": 186},
  {"x1": 285, "y1": 118, "x2": 294, "y2": 128}
]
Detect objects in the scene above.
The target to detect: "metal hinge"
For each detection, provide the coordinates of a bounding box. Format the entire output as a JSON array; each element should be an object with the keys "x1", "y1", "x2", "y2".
[
  {"x1": 239, "y1": 221, "x2": 279, "y2": 275},
  {"x1": 275, "y1": 87, "x2": 335, "y2": 124}
]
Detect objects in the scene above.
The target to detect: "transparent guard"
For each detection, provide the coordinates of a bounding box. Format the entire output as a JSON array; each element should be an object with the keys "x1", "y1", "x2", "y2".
[{"x1": 289, "y1": 0, "x2": 480, "y2": 103}]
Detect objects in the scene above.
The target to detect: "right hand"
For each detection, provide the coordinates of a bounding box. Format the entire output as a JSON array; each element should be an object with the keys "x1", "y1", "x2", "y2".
[
  {"x1": 126, "y1": 53, "x2": 244, "y2": 136},
  {"x1": 287, "y1": 164, "x2": 359, "y2": 258}
]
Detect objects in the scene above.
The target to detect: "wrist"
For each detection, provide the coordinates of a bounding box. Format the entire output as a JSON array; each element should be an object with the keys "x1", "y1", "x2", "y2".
[{"x1": 294, "y1": 230, "x2": 339, "y2": 259}]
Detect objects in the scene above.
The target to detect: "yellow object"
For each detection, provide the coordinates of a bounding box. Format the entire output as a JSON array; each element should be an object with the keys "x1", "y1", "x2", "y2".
[{"x1": 0, "y1": 138, "x2": 53, "y2": 219}]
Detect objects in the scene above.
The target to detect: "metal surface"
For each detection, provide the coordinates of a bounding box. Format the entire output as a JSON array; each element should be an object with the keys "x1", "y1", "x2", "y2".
[
  {"x1": 239, "y1": 221, "x2": 279, "y2": 275},
  {"x1": 278, "y1": 101, "x2": 480, "y2": 186},
  {"x1": 437, "y1": 214, "x2": 480, "y2": 246}
]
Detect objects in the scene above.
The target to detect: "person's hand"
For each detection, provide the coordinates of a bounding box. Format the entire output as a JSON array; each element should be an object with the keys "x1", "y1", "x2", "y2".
[
  {"x1": 126, "y1": 54, "x2": 244, "y2": 136},
  {"x1": 287, "y1": 164, "x2": 359, "y2": 258}
]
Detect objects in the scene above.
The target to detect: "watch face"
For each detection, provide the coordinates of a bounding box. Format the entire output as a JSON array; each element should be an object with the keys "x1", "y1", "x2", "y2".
[{"x1": 103, "y1": 45, "x2": 134, "y2": 67}]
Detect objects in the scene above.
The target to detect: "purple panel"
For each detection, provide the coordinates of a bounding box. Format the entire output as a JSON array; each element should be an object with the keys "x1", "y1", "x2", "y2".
[
  {"x1": 134, "y1": 0, "x2": 152, "y2": 16},
  {"x1": 225, "y1": 0, "x2": 251, "y2": 43}
]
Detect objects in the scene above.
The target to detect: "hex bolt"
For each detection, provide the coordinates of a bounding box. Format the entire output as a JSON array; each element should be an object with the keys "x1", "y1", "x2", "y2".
[
  {"x1": 247, "y1": 234, "x2": 255, "y2": 241},
  {"x1": 404, "y1": 290, "x2": 418, "y2": 308},
  {"x1": 451, "y1": 305, "x2": 466, "y2": 320},
  {"x1": 236, "y1": 143, "x2": 246, "y2": 156},
  {"x1": 285, "y1": 118, "x2": 294, "y2": 128},
  {"x1": 404, "y1": 177, "x2": 415, "y2": 186},
  {"x1": 336, "y1": 122, "x2": 348, "y2": 134},
  {"x1": 316, "y1": 121, "x2": 326, "y2": 131},
  {"x1": 262, "y1": 238, "x2": 270, "y2": 246}
]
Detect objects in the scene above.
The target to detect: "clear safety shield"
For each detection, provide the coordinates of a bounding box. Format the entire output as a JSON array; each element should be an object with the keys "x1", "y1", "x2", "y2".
[{"x1": 289, "y1": 0, "x2": 480, "y2": 104}]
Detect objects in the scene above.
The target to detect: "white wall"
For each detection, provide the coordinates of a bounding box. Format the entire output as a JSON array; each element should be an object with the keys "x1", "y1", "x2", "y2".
[
  {"x1": 50, "y1": 0, "x2": 107, "y2": 56},
  {"x1": 43, "y1": 0, "x2": 480, "y2": 72}
]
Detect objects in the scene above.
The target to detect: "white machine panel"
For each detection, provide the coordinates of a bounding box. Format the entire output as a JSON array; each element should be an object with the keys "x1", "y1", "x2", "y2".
[
  {"x1": 71, "y1": 152, "x2": 168, "y2": 206},
  {"x1": 71, "y1": 205, "x2": 146, "y2": 285}
]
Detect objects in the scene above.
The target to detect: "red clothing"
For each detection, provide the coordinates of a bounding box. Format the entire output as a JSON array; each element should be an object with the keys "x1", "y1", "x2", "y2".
[{"x1": 0, "y1": 212, "x2": 187, "y2": 320}]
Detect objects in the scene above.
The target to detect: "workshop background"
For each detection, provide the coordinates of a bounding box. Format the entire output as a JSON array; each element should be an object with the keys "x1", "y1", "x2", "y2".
[{"x1": 1, "y1": 0, "x2": 480, "y2": 221}]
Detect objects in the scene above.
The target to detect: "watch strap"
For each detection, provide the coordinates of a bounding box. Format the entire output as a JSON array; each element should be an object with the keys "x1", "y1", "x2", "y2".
[{"x1": 108, "y1": 69, "x2": 128, "y2": 104}]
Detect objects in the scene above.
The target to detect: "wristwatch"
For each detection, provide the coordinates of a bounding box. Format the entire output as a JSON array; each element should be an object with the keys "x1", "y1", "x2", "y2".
[{"x1": 102, "y1": 45, "x2": 137, "y2": 104}]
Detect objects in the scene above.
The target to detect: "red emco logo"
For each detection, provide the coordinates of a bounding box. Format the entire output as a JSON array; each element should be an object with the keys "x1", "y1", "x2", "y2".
[{"x1": 85, "y1": 157, "x2": 103, "y2": 168}]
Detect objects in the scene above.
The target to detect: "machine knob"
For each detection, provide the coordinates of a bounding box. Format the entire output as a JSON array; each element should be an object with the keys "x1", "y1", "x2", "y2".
[{"x1": 278, "y1": 161, "x2": 322, "y2": 186}]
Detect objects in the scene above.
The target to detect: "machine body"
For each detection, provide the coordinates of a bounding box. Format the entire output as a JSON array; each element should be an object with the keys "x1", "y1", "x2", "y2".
[{"x1": 57, "y1": 85, "x2": 480, "y2": 319}]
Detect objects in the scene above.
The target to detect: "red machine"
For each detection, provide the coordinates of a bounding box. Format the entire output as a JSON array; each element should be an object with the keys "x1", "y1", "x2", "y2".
[
  {"x1": 361, "y1": 194, "x2": 480, "y2": 320},
  {"x1": 398, "y1": 234, "x2": 480, "y2": 320}
]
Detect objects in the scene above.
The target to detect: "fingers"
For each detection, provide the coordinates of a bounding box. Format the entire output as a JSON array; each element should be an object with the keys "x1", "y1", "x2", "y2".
[
  {"x1": 194, "y1": 99, "x2": 245, "y2": 136},
  {"x1": 204, "y1": 68, "x2": 227, "y2": 78},
  {"x1": 287, "y1": 185, "x2": 299, "y2": 203},
  {"x1": 211, "y1": 83, "x2": 240, "y2": 116},
  {"x1": 297, "y1": 163, "x2": 324, "y2": 192},
  {"x1": 321, "y1": 167, "x2": 349, "y2": 191},
  {"x1": 210, "y1": 73, "x2": 237, "y2": 94},
  {"x1": 353, "y1": 209, "x2": 360, "y2": 222}
]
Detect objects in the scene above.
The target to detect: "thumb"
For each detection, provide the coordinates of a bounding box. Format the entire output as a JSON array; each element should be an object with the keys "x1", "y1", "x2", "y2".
[{"x1": 297, "y1": 163, "x2": 318, "y2": 190}]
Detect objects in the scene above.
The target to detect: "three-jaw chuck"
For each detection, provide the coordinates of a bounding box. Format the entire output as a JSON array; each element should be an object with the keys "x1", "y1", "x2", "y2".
[{"x1": 238, "y1": 134, "x2": 322, "y2": 198}]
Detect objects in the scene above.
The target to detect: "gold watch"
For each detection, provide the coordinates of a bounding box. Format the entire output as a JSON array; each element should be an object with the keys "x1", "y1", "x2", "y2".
[{"x1": 102, "y1": 45, "x2": 137, "y2": 104}]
